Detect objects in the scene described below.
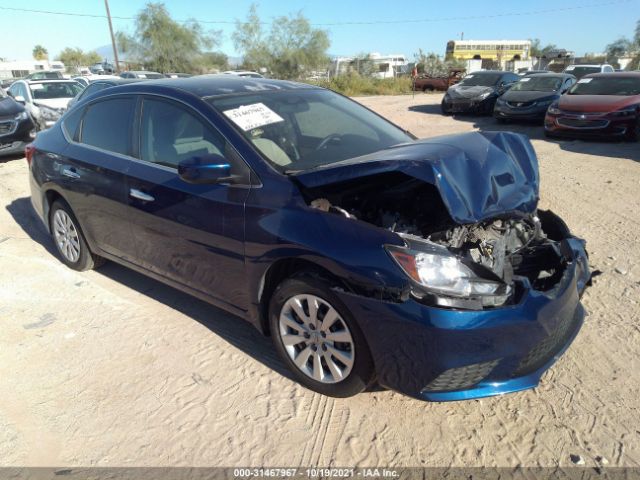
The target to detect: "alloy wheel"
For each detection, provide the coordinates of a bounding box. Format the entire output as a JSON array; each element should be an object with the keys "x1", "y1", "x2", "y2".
[
  {"x1": 52, "y1": 209, "x2": 81, "y2": 263},
  {"x1": 278, "y1": 294, "x2": 355, "y2": 384}
]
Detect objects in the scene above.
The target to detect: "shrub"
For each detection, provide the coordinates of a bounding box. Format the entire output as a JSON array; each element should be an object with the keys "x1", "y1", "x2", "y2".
[{"x1": 305, "y1": 72, "x2": 413, "y2": 96}]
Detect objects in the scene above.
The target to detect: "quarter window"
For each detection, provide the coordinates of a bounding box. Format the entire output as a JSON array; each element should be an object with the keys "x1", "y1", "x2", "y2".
[{"x1": 80, "y1": 97, "x2": 136, "y2": 156}]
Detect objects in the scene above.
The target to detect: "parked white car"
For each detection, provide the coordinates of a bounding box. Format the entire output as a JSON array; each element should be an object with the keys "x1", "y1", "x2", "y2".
[
  {"x1": 7, "y1": 79, "x2": 83, "y2": 130},
  {"x1": 563, "y1": 64, "x2": 614, "y2": 79}
]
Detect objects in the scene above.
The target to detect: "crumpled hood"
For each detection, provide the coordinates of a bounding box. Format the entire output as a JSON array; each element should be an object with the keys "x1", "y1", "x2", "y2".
[
  {"x1": 33, "y1": 98, "x2": 69, "y2": 111},
  {"x1": 447, "y1": 85, "x2": 495, "y2": 99},
  {"x1": 0, "y1": 96, "x2": 24, "y2": 117},
  {"x1": 292, "y1": 131, "x2": 539, "y2": 224}
]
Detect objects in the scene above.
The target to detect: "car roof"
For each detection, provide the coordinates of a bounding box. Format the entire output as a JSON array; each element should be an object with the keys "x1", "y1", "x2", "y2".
[
  {"x1": 583, "y1": 71, "x2": 640, "y2": 78},
  {"x1": 24, "y1": 79, "x2": 78, "y2": 84},
  {"x1": 525, "y1": 73, "x2": 575, "y2": 79},
  {"x1": 125, "y1": 70, "x2": 162, "y2": 74},
  {"x1": 91, "y1": 78, "x2": 142, "y2": 85},
  {"x1": 107, "y1": 74, "x2": 315, "y2": 98},
  {"x1": 471, "y1": 70, "x2": 513, "y2": 75},
  {"x1": 566, "y1": 64, "x2": 609, "y2": 68}
]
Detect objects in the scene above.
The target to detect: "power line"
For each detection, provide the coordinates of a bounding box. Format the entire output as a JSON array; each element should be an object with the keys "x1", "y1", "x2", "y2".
[{"x1": 0, "y1": 0, "x2": 635, "y2": 27}]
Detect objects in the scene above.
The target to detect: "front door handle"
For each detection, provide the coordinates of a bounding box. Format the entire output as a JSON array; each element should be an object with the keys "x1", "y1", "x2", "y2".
[
  {"x1": 61, "y1": 167, "x2": 80, "y2": 179},
  {"x1": 129, "y1": 188, "x2": 155, "y2": 202}
]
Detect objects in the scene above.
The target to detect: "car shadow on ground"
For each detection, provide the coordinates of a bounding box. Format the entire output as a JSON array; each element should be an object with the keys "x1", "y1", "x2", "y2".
[
  {"x1": 6, "y1": 196, "x2": 386, "y2": 393},
  {"x1": 410, "y1": 109, "x2": 640, "y2": 162},
  {"x1": 5, "y1": 196, "x2": 294, "y2": 382}
]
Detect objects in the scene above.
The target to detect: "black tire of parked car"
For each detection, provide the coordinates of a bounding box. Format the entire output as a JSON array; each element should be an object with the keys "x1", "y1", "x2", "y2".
[
  {"x1": 440, "y1": 100, "x2": 451, "y2": 116},
  {"x1": 49, "y1": 200, "x2": 105, "y2": 271},
  {"x1": 269, "y1": 275, "x2": 375, "y2": 397},
  {"x1": 628, "y1": 118, "x2": 640, "y2": 142}
]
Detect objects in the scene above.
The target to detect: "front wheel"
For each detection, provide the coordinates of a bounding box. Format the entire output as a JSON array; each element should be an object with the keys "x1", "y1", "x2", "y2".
[
  {"x1": 441, "y1": 100, "x2": 451, "y2": 115},
  {"x1": 269, "y1": 276, "x2": 374, "y2": 397},
  {"x1": 627, "y1": 118, "x2": 640, "y2": 142}
]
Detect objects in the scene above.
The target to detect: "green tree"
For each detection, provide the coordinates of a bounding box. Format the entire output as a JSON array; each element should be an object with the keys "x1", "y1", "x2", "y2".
[
  {"x1": 194, "y1": 51, "x2": 230, "y2": 73},
  {"x1": 233, "y1": 4, "x2": 330, "y2": 79},
  {"x1": 605, "y1": 37, "x2": 632, "y2": 65},
  {"x1": 529, "y1": 38, "x2": 557, "y2": 58},
  {"x1": 414, "y1": 49, "x2": 464, "y2": 76},
  {"x1": 32, "y1": 45, "x2": 48, "y2": 61},
  {"x1": 117, "y1": 3, "x2": 220, "y2": 73},
  {"x1": 57, "y1": 48, "x2": 102, "y2": 72}
]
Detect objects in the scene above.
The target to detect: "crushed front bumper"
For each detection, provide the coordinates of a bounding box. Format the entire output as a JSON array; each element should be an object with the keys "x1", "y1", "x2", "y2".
[{"x1": 336, "y1": 237, "x2": 590, "y2": 401}]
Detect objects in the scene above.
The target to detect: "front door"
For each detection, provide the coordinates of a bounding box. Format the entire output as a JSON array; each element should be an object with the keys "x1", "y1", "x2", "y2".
[{"x1": 124, "y1": 96, "x2": 252, "y2": 313}]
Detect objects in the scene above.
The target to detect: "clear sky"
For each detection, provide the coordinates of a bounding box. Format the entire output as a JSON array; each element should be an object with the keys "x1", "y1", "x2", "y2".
[{"x1": 0, "y1": 0, "x2": 638, "y2": 61}]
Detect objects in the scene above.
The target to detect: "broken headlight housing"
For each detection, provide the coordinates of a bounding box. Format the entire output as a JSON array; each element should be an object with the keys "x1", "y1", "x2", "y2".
[{"x1": 386, "y1": 239, "x2": 512, "y2": 308}]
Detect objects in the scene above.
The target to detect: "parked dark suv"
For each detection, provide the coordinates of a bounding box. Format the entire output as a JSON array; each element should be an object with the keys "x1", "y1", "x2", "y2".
[
  {"x1": 0, "y1": 87, "x2": 35, "y2": 156},
  {"x1": 27, "y1": 77, "x2": 591, "y2": 401}
]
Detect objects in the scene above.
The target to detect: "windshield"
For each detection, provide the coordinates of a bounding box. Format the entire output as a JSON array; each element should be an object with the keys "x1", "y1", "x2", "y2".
[
  {"x1": 30, "y1": 82, "x2": 83, "y2": 100},
  {"x1": 511, "y1": 77, "x2": 563, "y2": 92},
  {"x1": 566, "y1": 66, "x2": 600, "y2": 78},
  {"x1": 569, "y1": 77, "x2": 640, "y2": 95},
  {"x1": 209, "y1": 89, "x2": 412, "y2": 172},
  {"x1": 458, "y1": 73, "x2": 501, "y2": 87}
]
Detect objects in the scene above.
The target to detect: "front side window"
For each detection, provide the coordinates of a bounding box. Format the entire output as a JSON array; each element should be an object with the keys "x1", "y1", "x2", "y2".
[
  {"x1": 208, "y1": 89, "x2": 412, "y2": 172},
  {"x1": 80, "y1": 97, "x2": 136, "y2": 155},
  {"x1": 140, "y1": 98, "x2": 226, "y2": 169}
]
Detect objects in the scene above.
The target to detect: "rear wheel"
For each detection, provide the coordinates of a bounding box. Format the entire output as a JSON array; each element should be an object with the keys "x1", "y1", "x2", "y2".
[
  {"x1": 49, "y1": 200, "x2": 104, "y2": 271},
  {"x1": 269, "y1": 276, "x2": 374, "y2": 397}
]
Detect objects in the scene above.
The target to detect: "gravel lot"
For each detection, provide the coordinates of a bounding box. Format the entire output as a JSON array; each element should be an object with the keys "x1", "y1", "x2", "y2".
[{"x1": 1, "y1": 93, "x2": 639, "y2": 468}]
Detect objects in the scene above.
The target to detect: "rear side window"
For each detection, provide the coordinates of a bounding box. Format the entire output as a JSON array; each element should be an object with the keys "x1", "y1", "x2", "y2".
[
  {"x1": 80, "y1": 97, "x2": 135, "y2": 156},
  {"x1": 62, "y1": 107, "x2": 84, "y2": 141},
  {"x1": 79, "y1": 82, "x2": 108, "y2": 101}
]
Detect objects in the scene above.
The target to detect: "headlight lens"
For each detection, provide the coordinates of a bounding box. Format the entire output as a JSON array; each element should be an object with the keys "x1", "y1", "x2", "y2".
[
  {"x1": 478, "y1": 91, "x2": 492, "y2": 100},
  {"x1": 610, "y1": 106, "x2": 638, "y2": 117},
  {"x1": 386, "y1": 244, "x2": 511, "y2": 305},
  {"x1": 547, "y1": 103, "x2": 562, "y2": 115},
  {"x1": 14, "y1": 111, "x2": 28, "y2": 121}
]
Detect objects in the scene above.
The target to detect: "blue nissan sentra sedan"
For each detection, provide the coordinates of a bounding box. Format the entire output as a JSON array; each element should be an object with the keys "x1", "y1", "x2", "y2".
[{"x1": 26, "y1": 76, "x2": 591, "y2": 401}]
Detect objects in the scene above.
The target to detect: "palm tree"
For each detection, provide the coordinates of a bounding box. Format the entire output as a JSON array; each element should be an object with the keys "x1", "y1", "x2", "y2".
[{"x1": 32, "y1": 45, "x2": 48, "y2": 61}]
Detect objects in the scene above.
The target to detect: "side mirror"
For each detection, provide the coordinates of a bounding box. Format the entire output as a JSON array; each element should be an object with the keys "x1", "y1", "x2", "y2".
[
  {"x1": 178, "y1": 154, "x2": 233, "y2": 184},
  {"x1": 14, "y1": 95, "x2": 26, "y2": 104}
]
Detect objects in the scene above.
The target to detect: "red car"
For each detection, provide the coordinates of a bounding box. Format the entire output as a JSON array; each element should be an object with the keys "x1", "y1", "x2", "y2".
[{"x1": 544, "y1": 72, "x2": 640, "y2": 141}]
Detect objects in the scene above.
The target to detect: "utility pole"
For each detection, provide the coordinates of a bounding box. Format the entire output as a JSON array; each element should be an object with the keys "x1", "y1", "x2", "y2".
[{"x1": 104, "y1": 0, "x2": 120, "y2": 73}]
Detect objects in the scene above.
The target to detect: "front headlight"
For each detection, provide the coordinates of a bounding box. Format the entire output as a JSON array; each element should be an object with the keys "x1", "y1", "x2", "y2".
[
  {"x1": 386, "y1": 243, "x2": 511, "y2": 307},
  {"x1": 547, "y1": 103, "x2": 562, "y2": 115},
  {"x1": 610, "y1": 105, "x2": 638, "y2": 117},
  {"x1": 14, "y1": 111, "x2": 28, "y2": 121},
  {"x1": 478, "y1": 91, "x2": 493, "y2": 100}
]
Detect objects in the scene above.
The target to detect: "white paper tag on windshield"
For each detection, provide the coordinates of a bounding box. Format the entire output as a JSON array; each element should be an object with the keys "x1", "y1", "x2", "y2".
[
  {"x1": 465, "y1": 74, "x2": 474, "y2": 79},
  {"x1": 520, "y1": 77, "x2": 531, "y2": 82},
  {"x1": 30, "y1": 84, "x2": 44, "y2": 90},
  {"x1": 577, "y1": 78, "x2": 593, "y2": 83},
  {"x1": 223, "y1": 103, "x2": 284, "y2": 131}
]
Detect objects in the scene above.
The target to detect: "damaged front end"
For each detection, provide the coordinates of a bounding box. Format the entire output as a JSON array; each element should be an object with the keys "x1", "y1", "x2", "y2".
[{"x1": 294, "y1": 132, "x2": 589, "y2": 310}]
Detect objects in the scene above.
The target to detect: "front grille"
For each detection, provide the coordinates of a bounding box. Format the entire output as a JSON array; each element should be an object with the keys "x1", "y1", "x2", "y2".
[
  {"x1": 422, "y1": 359, "x2": 500, "y2": 392},
  {"x1": 557, "y1": 117, "x2": 609, "y2": 129},
  {"x1": 512, "y1": 309, "x2": 582, "y2": 377},
  {"x1": 507, "y1": 101, "x2": 534, "y2": 108},
  {"x1": 0, "y1": 121, "x2": 16, "y2": 136}
]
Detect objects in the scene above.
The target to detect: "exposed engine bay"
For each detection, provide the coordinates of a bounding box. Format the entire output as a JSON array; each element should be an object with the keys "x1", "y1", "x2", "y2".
[{"x1": 304, "y1": 172, "x2": 572, "y2": 305}]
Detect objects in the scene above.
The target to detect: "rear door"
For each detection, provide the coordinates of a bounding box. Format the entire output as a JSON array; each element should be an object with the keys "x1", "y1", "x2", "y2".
[
  {"x1": 124, "y1": 96, "x2": 253, "y2": 312},
  {"x1": 59, "y1": 96, "x2": 138, "y2": 260}
]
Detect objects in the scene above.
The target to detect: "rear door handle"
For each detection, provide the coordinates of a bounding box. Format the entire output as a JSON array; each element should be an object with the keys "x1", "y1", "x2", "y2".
[
  {"x1": 61, "y1": 167, "x2": 80, "y2": 179},
  {"x1": 129, "y1": 188, "x2": 155, "y2": 202}
]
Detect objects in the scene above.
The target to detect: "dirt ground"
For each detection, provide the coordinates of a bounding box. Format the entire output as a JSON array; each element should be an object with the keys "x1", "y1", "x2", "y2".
[{"x1": 1, "y1": 93, "x2": 639, "y2": 468}]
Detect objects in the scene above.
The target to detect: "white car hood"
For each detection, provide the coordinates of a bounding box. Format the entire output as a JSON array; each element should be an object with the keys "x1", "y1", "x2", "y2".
[{"x1": 33, "y1": 98, "x2": 71, "y2": 110}]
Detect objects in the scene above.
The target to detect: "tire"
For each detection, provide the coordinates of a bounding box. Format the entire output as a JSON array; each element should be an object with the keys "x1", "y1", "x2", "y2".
[
  {"x1": 627, "y1": 118, "x2": 640, "y2": 142},
  {"x1": 49, "y1": 200, "x2": 104, "y2": 271},
  {"x1": 269, "y1": 275, "x2": 375, "y2": 397},
  {"x1": 441, "y1": 100, "x2": 451, "y2": 116}
]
